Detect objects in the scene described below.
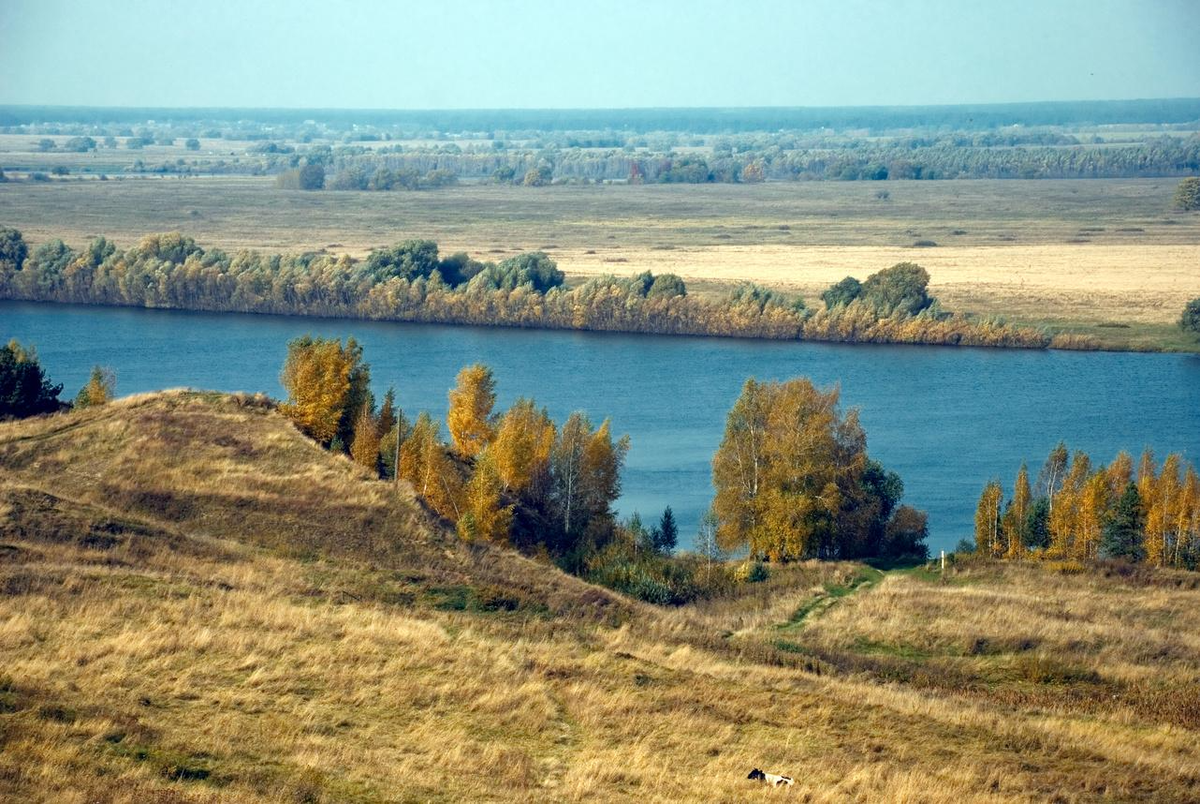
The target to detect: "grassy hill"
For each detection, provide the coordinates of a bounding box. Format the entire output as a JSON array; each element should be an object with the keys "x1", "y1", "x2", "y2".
[{"x1": 2, "y1": 393, "x2": 1199, "y2": 802}]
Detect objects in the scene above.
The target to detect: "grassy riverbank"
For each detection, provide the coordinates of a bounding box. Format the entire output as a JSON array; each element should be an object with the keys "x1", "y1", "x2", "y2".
[{"x1": 2, "y1": 392, "x2": 1198, "y2": 801}]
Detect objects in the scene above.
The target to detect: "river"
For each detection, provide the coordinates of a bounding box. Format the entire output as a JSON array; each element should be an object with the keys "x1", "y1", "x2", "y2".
[{"x1": 4, "y1": 300, "x2": 1198, "y2": 554}]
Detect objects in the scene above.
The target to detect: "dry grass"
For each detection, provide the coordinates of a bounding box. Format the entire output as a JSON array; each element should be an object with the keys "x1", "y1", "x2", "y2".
[{"x1": 2, "y1": 394, "x2": 1199, "y2": 801}]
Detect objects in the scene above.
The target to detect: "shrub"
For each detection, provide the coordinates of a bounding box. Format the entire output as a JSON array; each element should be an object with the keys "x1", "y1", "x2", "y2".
[
  {"x1": 1181, "y1": 298, "x2": 1200, "y2": 339},
  {"x1": 735, "y1": 561, "x2": 769, "y2": 583},
  {"x1": 1173, "y1": 177, "x2": 1200, "y2": 211}
]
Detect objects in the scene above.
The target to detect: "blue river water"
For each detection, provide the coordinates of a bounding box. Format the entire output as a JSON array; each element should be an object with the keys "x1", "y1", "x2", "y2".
[{"x1": 3, "y1": 300, "x2": 1198, "y2": 554}]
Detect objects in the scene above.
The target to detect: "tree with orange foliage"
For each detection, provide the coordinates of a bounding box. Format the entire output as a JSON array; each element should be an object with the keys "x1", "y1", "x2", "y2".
[
  {"x1": 279, "y1": 336, "x2": 362, "y2": 445},
  {"x1": 491, "y1": 397, "x2": 556, "y2": 495},
  {"x1": 1048, "y1": 452, "x2": 1090, "y2": 557},
  {"x1": 457, "y1": 448, "x2": 513, "y2": 544},
  {"x1": 1002, "y1": 464, "x2": 1031, "y2": 559},
  {"x1": 350, "y1": 403, "x2": 381, "y2": 474},
  {"x1": 974, "y1": 480, "x2": 1003, "y2": 557},
  {"x1": 398, "y1": 411, "x2": 463, "y2": 521},
  {"x1": 447, "y1": 364, "x2": 497, "y2": 459},
  {"x1": 712, "y1": 378, "x2": 888, "y2": 562}
]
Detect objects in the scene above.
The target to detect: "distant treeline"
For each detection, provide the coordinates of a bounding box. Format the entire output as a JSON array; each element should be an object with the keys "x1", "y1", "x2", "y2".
[
  {"x1": 309, "y1": 136, "x2": 1200, "y2": 186},
  {"x1": 4, "y1": 98, "x2": 1199, "y2": 132},
  {"x1": 0, "y1": 228, "x2": 1057, "y2": 349}
]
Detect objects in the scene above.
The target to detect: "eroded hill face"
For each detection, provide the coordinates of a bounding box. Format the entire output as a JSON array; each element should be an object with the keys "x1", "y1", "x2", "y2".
[{"x1": 2, "y1": 395, "x2": 1200, "y2": 802}]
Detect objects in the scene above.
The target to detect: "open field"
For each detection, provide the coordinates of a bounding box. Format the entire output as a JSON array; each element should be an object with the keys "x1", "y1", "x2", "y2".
[
  {"x1": 1, "y1": 177, "x2": 1198, "y2": 348},
  {"x1": 2, "y1": 393, "x2": 1200, "y2": 801}
]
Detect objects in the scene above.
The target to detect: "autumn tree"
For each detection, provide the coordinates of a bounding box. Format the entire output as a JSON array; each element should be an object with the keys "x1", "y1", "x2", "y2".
[
  {"x1": 1076, "y1": 472, "x2": 1111, "y2": 559},
  {"x1": 1146, "y1": 453, "x2": 1183, "y2": 567},
  {"x1": 74, "y1": 366, "x2": 116, "y2": 409},
  {"x1": 398, "y1": 412, "x2": 463, "y2": 521},
  {"x1": 280, "y1": 336, "x2": 363, "y2": 445},
  {"x1": 711, "y1": 377, "x2": 907, "y2": 562},
  {"x1": 447, "y1": 364, "x2": 496, "y2": 458},
  {"x1": 335, "y1": 341, "x2": 372, "y2": 451},
  {"x1": 1036, "y1": 441, "x2": 1070, "y2": 518},
  {"x1": 350, "y1": 403, "x2": 381, "y2": 473},
  {"x1": 458, "y1": 449, "x2": 513, "y2": 544},
  {"x1": 1048, "y1": 452, "x2": 1090, "y2": 557},
  {"x1": 1137, "y1": 450, "x2": 1162, "y2": 565},
  {"x1": 550, "y1": 412, "x2": 628, "y2": 555},
  {"x1": 974, "y1": 480, "x2": 1003, "y2": 557},
  {"x1": 1002, "y1": 463, "x2": 1031, "y2": 559},
  {"x1": 491, "y1": 397, "x2": 556, "y2": 495}
]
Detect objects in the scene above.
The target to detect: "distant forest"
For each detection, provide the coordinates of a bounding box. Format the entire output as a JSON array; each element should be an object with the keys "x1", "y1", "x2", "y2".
[{"x1": 3, "y1": 100, "x2": 1198, "y2": 184}]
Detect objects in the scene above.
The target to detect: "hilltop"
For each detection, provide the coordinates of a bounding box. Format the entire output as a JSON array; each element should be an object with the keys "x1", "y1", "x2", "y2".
[{"x1": 2, "y1": 393, "x2": 1199, "y2": 802}]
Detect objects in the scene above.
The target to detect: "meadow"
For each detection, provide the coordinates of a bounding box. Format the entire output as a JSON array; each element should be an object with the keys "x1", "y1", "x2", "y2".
[
  {"x1": 2, "y1": 176, "x2": 1197, "y2": 349},
  {"x1": 2, "y1": 392, "x2": 1199, "y2": 802}
]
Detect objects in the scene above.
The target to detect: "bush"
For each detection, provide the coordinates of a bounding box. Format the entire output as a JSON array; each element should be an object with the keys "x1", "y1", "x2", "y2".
[
  {"x1": 1173, "y1": 177, "x2": 1200, "y2": 211},
  {"x1": 1181, "y1": 298, "x2": 1200, "y2": 339},
  {"x1": 735, "y1": 561, "x2": 770, "y2": 583}
]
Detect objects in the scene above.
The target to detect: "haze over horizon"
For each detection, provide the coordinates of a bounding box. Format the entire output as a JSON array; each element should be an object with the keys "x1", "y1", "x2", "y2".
[{"x1": 2, "y1": 0, "x2": 1197, "y2": 110}]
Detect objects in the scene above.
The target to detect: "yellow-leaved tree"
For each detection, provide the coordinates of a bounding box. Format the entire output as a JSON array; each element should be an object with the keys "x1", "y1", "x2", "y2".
[
  {"x1": 974, "y1": 480, "x2": 1003, "y2": 557},
  {"x1": 1002, "y1": 463, "x2": 1031, "y2": 559},
  {"x1": 74, "y1": 366, "x2": 116, "y2": 409},
  {"x1": 1048, "y1": 452, "x2": 1090, "y2": 557},
  {"x1": 279, "y1": 336, "x2": 363, "y2": 445},
  {"x1": 398, "y1": 411, "x2": 463, "y2": 521},
  {"x1": 350, "y1": 403, "x2": 381, "y2": 473},
  {"x1": 712, "y1": 378, "x2": 870, "y2": 562},
  {"x1": 458, "y1": 448, "x2": 513, "y2": 543},
  {"x1": 491, "y1": 397, "x2": 556, "y2": 495},
  {"x1": 447, "y1": 364, "x2": 496, "y2": 459}
]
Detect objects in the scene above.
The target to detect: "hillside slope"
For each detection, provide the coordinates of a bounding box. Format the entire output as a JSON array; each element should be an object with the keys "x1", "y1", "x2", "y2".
[{"x1": 2, "y1": 394, "x2": 1199, "y2": 802}]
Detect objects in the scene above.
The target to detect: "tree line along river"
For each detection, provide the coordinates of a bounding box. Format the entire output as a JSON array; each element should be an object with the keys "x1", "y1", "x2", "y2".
[{"x1": 4, "y1": 300, "x2": 1198, "y2": 555}]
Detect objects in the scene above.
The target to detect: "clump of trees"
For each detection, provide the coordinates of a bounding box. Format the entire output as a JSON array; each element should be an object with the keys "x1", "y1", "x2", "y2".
[
  {"x1": 974, "y1": 444, "x2": 1200, "y2": 569},
  {"x1": 0, "y1": 340, "x2": 63, "y2": 419},
  {"x1": 276, "y1": 339, "x2": 793, "y2": 603},
  {"x1": 710, "y1": 377, "x2": 928, "y2": 563},
  {"x1": 278, "y1": 343, "x2": 631, "y2": 567},
  {"x1": 0, "y1": 228, "x2": 1052, "y2": 350},
  {"x1": 0, "y1": 342, "x2": 119, "y2": 420},
  {"x1": 1182, "y1": 298, "x2": 1200, "y2": 340},
  {"x1": 1174, "y1": 177, "x2": 1200, "y2": 211}
]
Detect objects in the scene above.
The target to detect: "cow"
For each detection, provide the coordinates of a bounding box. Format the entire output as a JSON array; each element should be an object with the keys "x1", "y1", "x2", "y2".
[{"x1": 748, "y1": 768, "x2": 794, "y2": 787}]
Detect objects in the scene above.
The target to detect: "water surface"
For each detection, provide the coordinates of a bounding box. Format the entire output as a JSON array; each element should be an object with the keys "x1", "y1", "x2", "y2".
[{"x1": 4, "y1": 300, "x2": 1198, "y2": 554}]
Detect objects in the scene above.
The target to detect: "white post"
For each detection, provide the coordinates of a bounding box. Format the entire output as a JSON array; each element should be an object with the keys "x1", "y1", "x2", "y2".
[{"x1": 940, "y1": 549, "x2": 945, "y2": 571}]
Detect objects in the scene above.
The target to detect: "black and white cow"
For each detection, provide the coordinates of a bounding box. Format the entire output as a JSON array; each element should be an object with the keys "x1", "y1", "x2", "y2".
[{"x1": 748, "y1": 768, "x2": 794, "y2": 787}]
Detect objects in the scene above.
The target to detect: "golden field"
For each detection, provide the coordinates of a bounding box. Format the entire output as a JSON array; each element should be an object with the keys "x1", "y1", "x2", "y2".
[{"x1": 2, "y1": 393, "x2": 1199, "y2": 802}]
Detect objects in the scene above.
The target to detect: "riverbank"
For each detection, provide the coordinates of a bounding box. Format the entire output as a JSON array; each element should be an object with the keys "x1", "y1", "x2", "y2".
[{"x1": 3, "y1": 178, "x2": 1198, "y2": 351}]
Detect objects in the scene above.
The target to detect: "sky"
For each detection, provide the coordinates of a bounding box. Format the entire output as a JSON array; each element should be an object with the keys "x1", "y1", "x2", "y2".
[{"x1": 1, "y1": 0, "x2": 1197, "y2": 109}]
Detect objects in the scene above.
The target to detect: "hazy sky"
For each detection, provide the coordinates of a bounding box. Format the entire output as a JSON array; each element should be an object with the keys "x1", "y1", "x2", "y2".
[{"x1": 1, "y1": 0, "x2": 1197, "y2": 109}]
